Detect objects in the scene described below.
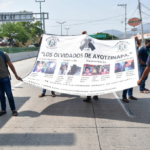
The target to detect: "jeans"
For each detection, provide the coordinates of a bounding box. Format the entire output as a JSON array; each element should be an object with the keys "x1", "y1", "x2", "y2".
[
  {"x1": 122, "y1": 88, "x2": 133, "y2": 99},
  {"x1": 42, "y1": 89, "x2": 55, "y2": 95},
  {"x1": 139, "y1": 67, "x2": 148, "y2": 91},
  {"x1": 0, "y1": 77, "x2": 16, "y2": 111}
]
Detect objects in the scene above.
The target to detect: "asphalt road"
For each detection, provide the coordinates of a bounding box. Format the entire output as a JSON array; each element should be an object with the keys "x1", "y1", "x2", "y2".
[{"x1": 0, "y1": 57, "x2": 150, "y2": 150}]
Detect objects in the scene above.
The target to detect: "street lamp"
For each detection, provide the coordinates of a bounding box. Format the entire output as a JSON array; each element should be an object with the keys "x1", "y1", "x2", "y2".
[
  {"x1": 56, "y1": 22, "x2": 66, "y2": 35},
  {"x1": 35, "y1": 0, "x2": 45, "y2": 35},
  {"x1": 65, "y1": 28, "x2": 70, "y2": 36}
]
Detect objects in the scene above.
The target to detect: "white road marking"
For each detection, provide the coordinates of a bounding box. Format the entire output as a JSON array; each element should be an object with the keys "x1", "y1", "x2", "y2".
[
  {"x1": 12, "y1": 82, "x2": 24, "y2": 90},
  {"x1": 113, "y1": 92, "x2": 136, "y2": 118}
]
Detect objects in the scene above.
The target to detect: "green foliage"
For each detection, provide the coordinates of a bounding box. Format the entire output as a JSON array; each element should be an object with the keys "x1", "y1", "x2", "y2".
[
  {"x1": 96, "y1": 32, "x2": 118, "y2": 40},
  {"x1": 16, "y1": 21, "x2": 41, "y2": 39},
  {"x1": 0, "y1": 10, "x2": 42, "y2": 46},
  {"x1": 0, "y1": 22, "x2": 31, "y2": 44}
]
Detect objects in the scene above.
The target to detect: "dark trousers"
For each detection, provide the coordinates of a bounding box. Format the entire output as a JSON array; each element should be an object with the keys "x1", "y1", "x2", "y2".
[
  {"x1": 122, "y1": 88, "x2": 133, "y2": 99},
  {"x1": 42, "y1": 89, "x2": 55, "y2": 95},
  {"x1": 139, "y1": 67, "x2": 148, "y2": 91},
  {"x1": 0, "y1": 77, "x2": 16, "y2": 111}
]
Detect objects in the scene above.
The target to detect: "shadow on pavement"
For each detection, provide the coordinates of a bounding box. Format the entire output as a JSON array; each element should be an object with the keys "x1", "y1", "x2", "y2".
[
  {"x1": 0, "y1": 133, "x2": 75, "y2": 146},
  {"x1": 18, "y1": 93, "x2": 150, "y2": 125},
  {"x1": 0, "y1": 97, "x2": 30, "y2": 129}
]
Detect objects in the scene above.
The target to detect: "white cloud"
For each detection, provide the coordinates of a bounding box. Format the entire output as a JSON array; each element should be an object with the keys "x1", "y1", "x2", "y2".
[{"x1": 0, "y1": 0, "x2": 14, "y2": 10}]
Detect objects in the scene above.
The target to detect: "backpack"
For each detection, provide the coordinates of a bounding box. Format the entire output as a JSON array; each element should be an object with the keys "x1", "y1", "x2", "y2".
[{"x1": 0, "y1": 51, "x2": 11, "y2": 79}]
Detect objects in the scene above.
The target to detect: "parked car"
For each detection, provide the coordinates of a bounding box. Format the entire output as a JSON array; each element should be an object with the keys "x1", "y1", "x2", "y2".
[
  {"x1": 0, "y1": 42, "x2": 7, "y2": 46},
  {"x1": 28, "y1": 45, "x2": 35, "y2": 47},
  {"x1": 34, "y1": 43, "x2": 40, "y2": 47}
]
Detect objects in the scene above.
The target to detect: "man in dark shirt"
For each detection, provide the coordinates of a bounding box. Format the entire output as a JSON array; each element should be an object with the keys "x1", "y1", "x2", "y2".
[
  {"x1": 0, "y1": 51, "x2": 22, "y2": 116},
  {"x1": 138, "y1": 55, "x2": 150, "y2": 86},
  {"x1": 138, "y1": 39, "x2": 150, "y2": 93}
]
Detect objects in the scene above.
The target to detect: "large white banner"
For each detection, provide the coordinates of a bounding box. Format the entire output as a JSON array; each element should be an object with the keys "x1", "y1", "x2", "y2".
[{"x1": 23, "y1": 34, "x2": 139, "y2": 96}]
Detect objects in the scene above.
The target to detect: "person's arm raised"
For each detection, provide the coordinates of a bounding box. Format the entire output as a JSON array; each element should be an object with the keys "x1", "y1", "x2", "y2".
[{"x1": 7, "y1": 61, "x2": 23, "y2": 81}]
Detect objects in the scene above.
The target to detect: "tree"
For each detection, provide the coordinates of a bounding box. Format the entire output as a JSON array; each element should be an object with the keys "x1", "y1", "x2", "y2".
[
  {"x1": 16, "y1": 21, "x2": 41, "y2": 39},
  {"x1": 96, "y1": 32, "x2": 118, "y2": 40},
  {"x1": 0, "y1": 22, "x2": 30, "y2": 44}
]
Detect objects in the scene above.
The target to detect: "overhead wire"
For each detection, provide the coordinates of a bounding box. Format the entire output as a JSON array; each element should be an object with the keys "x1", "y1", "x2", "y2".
[
  {"x1": 128, "y1": 5, "x2": 139, "y2": 19},
  {"x1": 48, "y1": 15, "x2": 124, "y2": 27},
  {"x1": 141, "y1": 11, "x2": 150, "y2": 17},
  {"x1": 141, "y1": 3, "x2": 150, "y2": 11}
]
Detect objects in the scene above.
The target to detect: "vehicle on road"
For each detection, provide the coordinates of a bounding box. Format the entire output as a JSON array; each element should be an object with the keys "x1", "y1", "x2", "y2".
[
  {"x1": 34, "y1": 43, "x2": 40, "y2": 47},
  {"x1": 0, "y1": 41, "x2": 7, "y2": 46},
  {"x1": 28, "y1": 45, "x2": 35, "y2": 47}
]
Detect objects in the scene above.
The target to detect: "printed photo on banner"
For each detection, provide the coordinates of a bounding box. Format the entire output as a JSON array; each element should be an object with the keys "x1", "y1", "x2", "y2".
[
  {"x1": 33, "y1": 61, "x2": 48, "y2": 73},
  {"x1": 67, "y1": 64, "x2": 81, "y2": 76},
  {"x1": 45, "y1": 62, "x2": 57, "y2": 74},
  {"x1": 82, "y1": 64, "x2": 93, "y2": 76},
  {"x1": 102, "y1": 65, "x2": 110, "y2": 75},
  {"x1": 92, "y1": 65, "x2": 102, "y2": 75},
  {"x1": 58, "y1": 62, "x2": 68, "y2": 75},
  {"x1": 115, "y1": 59, "x2": 134, "y2": 73}
]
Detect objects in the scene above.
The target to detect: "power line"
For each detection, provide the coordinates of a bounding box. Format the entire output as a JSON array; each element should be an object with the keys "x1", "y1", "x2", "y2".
[
  {"x1": 129, "y1": 5, "x2": 139, "y2": 18},
  {"x1": 142, "y1": 11, "x2": 150, "y2": 17},
  {"x1": 141, "y1": 3, "x2": 150, "y2": 11},
  {"x1": 48, "y1": 15, "x2": 124, "y2": 27}
]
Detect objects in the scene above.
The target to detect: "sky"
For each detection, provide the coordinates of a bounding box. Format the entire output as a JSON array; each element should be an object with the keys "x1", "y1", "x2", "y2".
[{"x1": 0, "y1": 0, "x2": 150, "y2": 35}]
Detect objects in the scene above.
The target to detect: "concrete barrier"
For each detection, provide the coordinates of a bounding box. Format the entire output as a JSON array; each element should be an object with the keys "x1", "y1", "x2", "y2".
[{"x1": 8, "y1": 51, "x2": 38, "y2": 62}]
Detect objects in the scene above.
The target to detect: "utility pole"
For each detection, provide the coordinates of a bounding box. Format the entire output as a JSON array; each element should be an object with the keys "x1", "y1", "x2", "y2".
[
  {"x1": 112, "y1": 29, "x2": 113, "y2": 40},
  {"x1": 118, "y1": 4, "x2": 127, "y2": 39},
  {"x1": 65, "y1": 28, "x2": 70, "y2": 35},
  {"x1": 35, "y1": 0, "x2": 45, "y2": 35},
  {"x1": 56, "y1": 22, "x2": 66, "y2": 35},
  {"x1": 138, "y1": 0, "x2": 144, "y2": 46},
  {"x1": 40, "y1": 2, "x2": 42, "y2": 35},
  {"x1": 43, "y1": 12, "x2": 45, "y2": 33}
]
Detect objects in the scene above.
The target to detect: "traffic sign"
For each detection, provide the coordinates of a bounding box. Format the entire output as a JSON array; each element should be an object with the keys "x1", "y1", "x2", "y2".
[
  {"x1": 131, "y1": 28, "x2": 137, "y2": 31},
  {"x1": 96, "y1": 34, "x2": 106, "y2": 38},
  {"x1": 89, "y1": 35, "x2": 96, "y2": 38}
]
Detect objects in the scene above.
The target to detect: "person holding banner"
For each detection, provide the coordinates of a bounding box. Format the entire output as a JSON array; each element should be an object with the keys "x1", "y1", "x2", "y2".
[
  {"x1": 122, "y1": 88, "x2": 137, "y2": 103},
  {"x1": 0, "y1": 51, "x2": 22, "y2": 116},
  {"x1": 122, "y1": 37, "x2": 140, "y2": 103},
  {"x1": 81, "y1": 31, "x2": 98, "y2": 103},
  {"x1": 38, "y1": 34, "x2": 56, "y2": 98},
  {"x1": 138, "y1": 40, "x2": 150, "y2": 93},
  {"x1": 137, "y1": 54, "x2": 150, "y2": 86}
]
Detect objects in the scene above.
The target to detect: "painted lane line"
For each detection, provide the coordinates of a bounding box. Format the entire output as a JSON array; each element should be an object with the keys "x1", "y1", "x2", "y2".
[
  {"x1": 113, "y1": 92, "x2": 136, "y2": 118},
  {"x1": 12, "y1": 82, "x2": 24, "y2": 90}
]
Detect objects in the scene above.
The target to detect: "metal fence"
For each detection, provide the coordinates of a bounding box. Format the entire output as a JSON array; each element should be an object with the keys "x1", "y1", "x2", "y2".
[{"x1": 0, "y1": 47, "x2": 39, "y2": 53}]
